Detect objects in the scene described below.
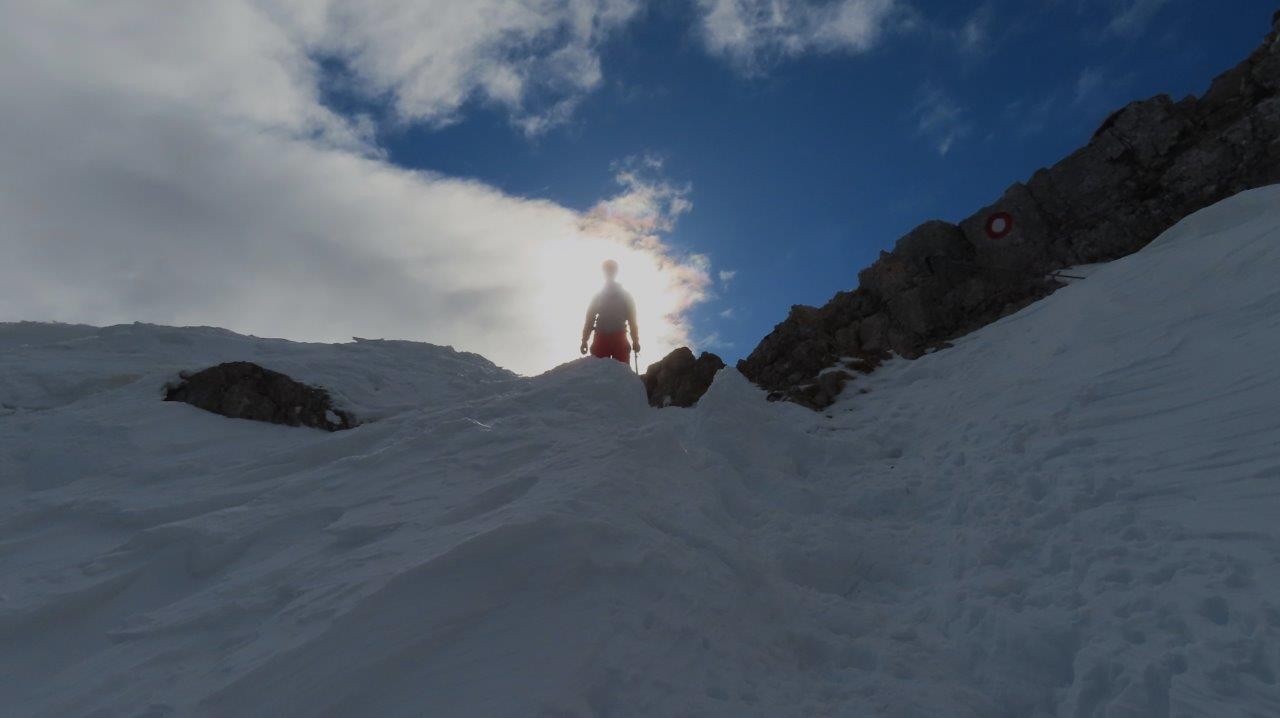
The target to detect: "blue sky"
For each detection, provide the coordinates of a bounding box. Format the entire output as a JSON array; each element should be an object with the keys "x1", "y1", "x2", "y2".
[
  {"x1": 369, "y1": 0, "x2": 1276, "y2": 359},
  {"x1": 3, "y1": 1, "x2": 1276, "y2": 373}
]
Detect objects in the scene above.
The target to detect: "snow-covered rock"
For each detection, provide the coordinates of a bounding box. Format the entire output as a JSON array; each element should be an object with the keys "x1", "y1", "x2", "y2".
[{"x1": 3, "y1": 186, "x2": 1280, "y2": 716}]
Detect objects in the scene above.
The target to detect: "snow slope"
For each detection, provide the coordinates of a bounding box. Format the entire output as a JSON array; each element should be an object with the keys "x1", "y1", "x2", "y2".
[{"x1": 3, "y1": 186, "x2": 1280, "y2": 716}]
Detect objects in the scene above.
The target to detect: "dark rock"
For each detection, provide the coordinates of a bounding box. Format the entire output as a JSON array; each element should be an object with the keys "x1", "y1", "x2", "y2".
[
  {"x1": 761, "y1": 348, "x2": 887, "y2": 410},
  {"x1": 164, "y1": 362, "x2": 356, "y2": 431},
  {"x1": 641, "y1": 348, "x2": 725, "y2": 407},
  {"x1": 739, "y1": 13, "x2": 1280, "y2": 408},
  {"x1": 797, "y1": 370, "x2": 852, "y2": 410}
]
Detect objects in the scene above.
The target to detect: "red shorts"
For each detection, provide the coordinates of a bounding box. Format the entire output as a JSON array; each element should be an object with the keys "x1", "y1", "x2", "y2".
[{"x1": 591, "y1": 330, "x2": 632, "y2": 363}]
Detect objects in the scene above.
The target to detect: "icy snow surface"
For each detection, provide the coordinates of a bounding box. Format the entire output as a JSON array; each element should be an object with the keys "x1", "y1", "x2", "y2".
[{"x1": 4, "y1": 186, "x2": 1280, "y2": 716}]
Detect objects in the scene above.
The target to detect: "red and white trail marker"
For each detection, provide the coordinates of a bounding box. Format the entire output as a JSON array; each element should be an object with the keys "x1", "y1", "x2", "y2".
[{"x1": 985, "y1": 212, "x2": 1014, "y2": 240}]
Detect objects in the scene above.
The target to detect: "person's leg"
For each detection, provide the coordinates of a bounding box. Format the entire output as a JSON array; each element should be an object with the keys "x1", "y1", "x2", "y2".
[
  {"x1": 591, "y1": 331, "x2": 628, "y2": 360},
  {"x1": 589, "y1": 331, "x2": 611, "y2": 359},
  {"x1": 610, "y1": 337, "x2": 631, "y2": 363}
]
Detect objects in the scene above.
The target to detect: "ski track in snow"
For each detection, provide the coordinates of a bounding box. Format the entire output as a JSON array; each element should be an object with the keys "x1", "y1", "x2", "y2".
[{"x1": 3, "y1": 187, "x2": 1280, "y2": 716}]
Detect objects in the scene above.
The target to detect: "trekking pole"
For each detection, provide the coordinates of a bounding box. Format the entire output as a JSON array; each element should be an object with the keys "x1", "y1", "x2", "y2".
[{"x1": 633, "y1": 349, "x2": 639, "y2": 375}]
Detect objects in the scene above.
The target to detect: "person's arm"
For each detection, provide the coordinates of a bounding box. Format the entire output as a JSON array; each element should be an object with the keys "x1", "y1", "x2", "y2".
[
  {"x1": 627, "y1": 294, "x2": 640, "y2": 353},
  {"x1": 581, "y1": 298, "x2": 597, "y2": 354}
]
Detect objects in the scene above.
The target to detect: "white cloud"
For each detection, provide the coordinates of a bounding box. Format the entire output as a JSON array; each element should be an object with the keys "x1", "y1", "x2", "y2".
[
  {"x1": 697, "y1": 0, "x2": 905, "y2": 69},
  {"x1": 696, "y1": 331, "x2": 733, "y2": 350},
  {"x1": 0, "y1": 1, "x2": 711, "y2": 375},
  {"x1": 1105, "y1": 0, "x2": 1170, "y2": 38},
  {"x1": 718, "y1": 270, "x2": 738, "y2": 285},
  {"x1": 513, "y1": 96, "x2": 584, "y2": 137},
  {"x1": 913, "y1": 85, "x2": 969, "y2": 156},
  {"x1": 1003, "y1": 93, "x2": 1059, "y2": 137},
  {"x1": 1074, "y1": 66, "x2": 1106, "y2": 104},
  {"x1": 586, "y1": 157, "x2": 694, "y2": 237},
  {"x1": 273, "y1": 0, "x2": 644, "y2": 134},
  {"x1": 957, "y1": 3, "x2": 993, "y2": 55}
]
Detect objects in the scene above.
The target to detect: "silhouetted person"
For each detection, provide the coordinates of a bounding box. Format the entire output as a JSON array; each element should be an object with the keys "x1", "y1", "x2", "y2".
[{"x1": 581, "y1": 259, "x2": 640, "y2": 364}]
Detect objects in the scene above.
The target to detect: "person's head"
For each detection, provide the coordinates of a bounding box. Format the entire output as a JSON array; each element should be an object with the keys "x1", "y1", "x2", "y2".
[{"x1": 602, "y1": 259, "x2": 619, "y2": 281}]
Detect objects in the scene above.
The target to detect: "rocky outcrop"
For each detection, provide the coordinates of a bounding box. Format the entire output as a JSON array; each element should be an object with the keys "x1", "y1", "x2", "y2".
[
  {"x1": 739, "y1": 12, "x2": 1280, "y2": 408},
  {"x1": 641, "y1": 348, "x2": 725, "y2": 407},
  {"x1": 165, "y1": 362, "x2": 356, "y2": 431}
]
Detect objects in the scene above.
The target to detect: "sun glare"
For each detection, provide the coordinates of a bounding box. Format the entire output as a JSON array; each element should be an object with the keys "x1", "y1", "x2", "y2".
[{"x1": 530, "y1": 234, "x2": 705, "y2": 374}]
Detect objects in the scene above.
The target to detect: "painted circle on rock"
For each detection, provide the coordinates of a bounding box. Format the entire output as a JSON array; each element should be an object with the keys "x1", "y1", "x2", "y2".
[
  {"x1": 983, "y1": 211, "x2": 1013, "y2": 239},
  {"x1": 985, "y1": 212, "x2": 1014, "y2": 239}
]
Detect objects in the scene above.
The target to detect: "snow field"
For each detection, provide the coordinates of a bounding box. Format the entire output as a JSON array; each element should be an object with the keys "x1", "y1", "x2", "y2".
[{"x1": 3, "y1": 186, "x2": 1280, "y2": 716}]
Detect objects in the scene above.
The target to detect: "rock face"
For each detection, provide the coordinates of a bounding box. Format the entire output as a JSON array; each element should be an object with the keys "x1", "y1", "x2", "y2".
[
  {"x1": 641, "y1": 348, "x2": 725, "y2": 407},
  {"x1": 165, "y1": 362, "x2": 356, "y2": 431},
  {"x1": 739, "y1": 13, "x2": 1280, "y2": 409}
]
